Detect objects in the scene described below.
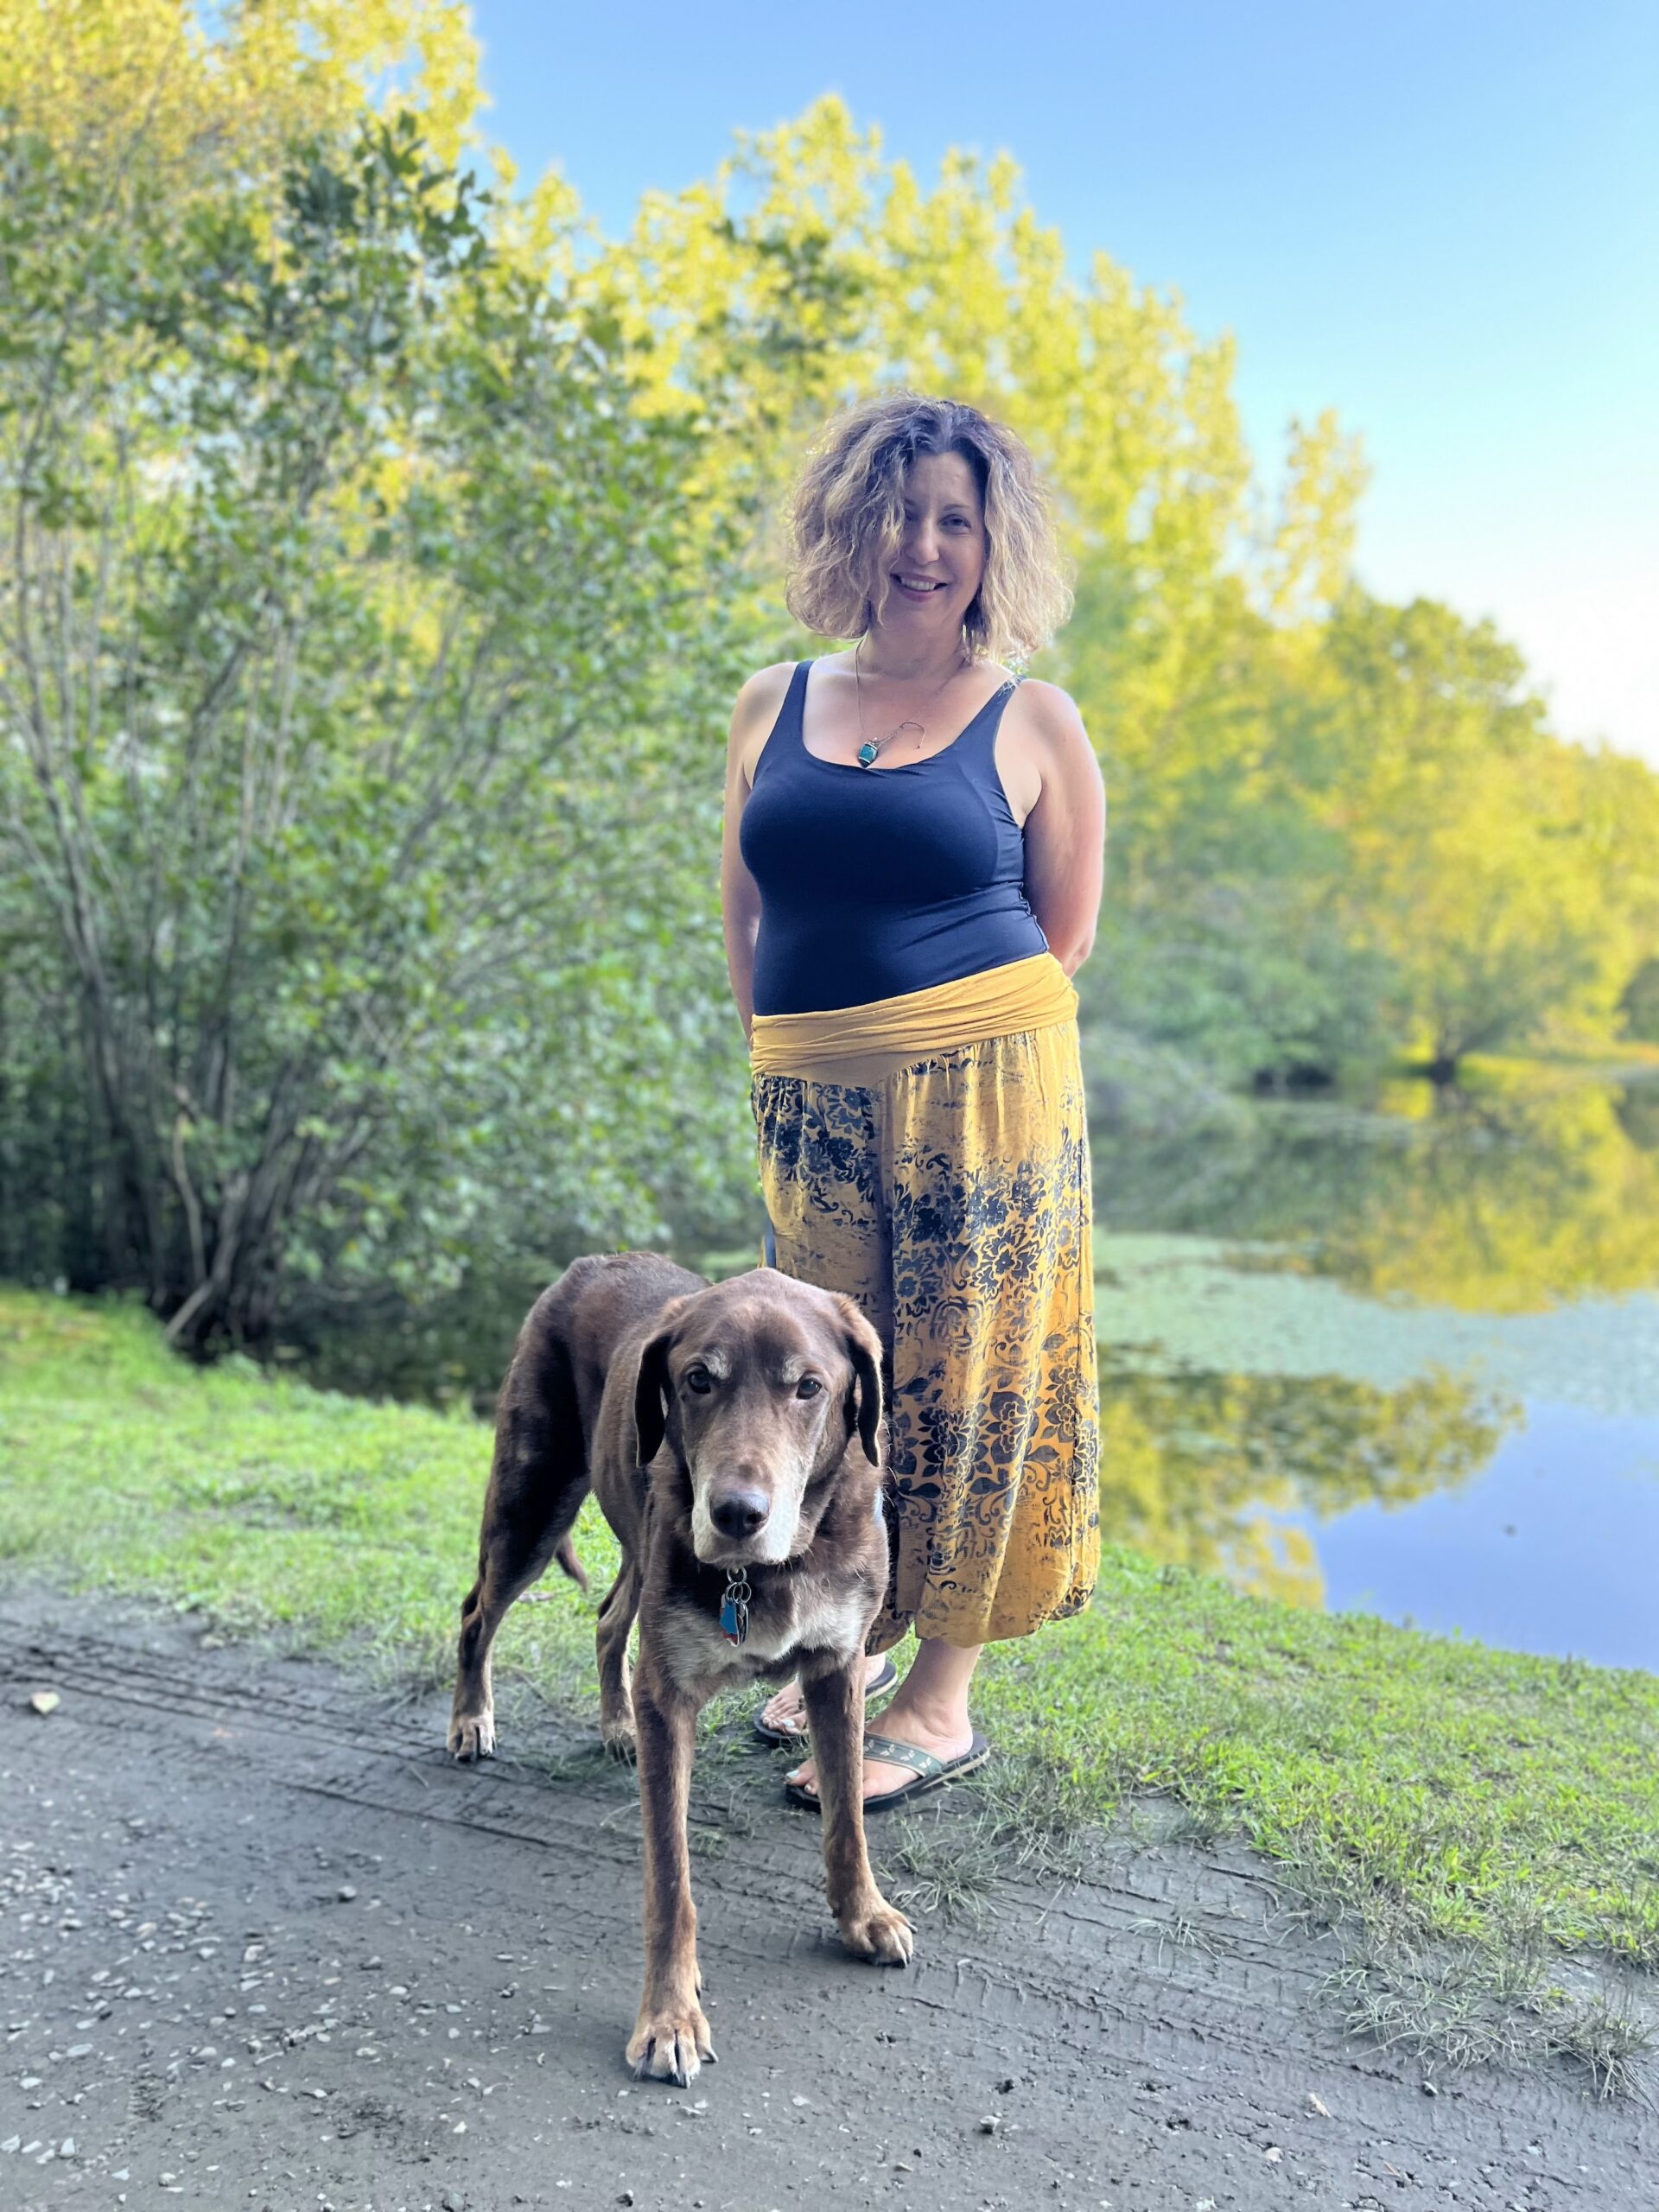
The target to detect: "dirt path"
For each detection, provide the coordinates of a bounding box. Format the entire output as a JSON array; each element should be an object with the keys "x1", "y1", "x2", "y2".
[{"x1": 1, "y1": 1586, "x2": 1652, "y2": 2212}]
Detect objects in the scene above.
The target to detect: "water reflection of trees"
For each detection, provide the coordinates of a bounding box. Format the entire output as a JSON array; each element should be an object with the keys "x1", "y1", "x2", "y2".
[
  {"x1": 1099, "y1": 1350, "x2": 1517, "y2": 1608},
  {"x1": 1615, "y1": 1077, "x2": 1659, "y2": 1154},
  {"x1": 1096, "y1": 1072, "x2": 1659, "y2": 1312}
]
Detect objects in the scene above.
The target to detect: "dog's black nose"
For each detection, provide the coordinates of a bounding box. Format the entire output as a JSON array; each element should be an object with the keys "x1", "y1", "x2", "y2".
[{"x1": 710, "y1": 1488, "x2": 770, "y2": 1539}]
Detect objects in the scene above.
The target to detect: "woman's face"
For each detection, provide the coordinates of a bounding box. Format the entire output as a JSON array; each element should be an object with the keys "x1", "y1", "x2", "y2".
[{"x1": 874, "y1": 448, "x2": 986, "y2": 639}]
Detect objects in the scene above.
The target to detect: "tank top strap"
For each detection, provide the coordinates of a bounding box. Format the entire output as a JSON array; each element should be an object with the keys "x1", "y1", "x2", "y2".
[
  {"x1": 753, "y1": 660, "x2": 811, "y2": 786},
  {"x1": 782, "y1": 658, "x2": 814, "y2": 756}
]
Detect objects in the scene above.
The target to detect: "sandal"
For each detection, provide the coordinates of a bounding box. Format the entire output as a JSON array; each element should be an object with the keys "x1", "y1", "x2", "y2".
[
  {"x1": 784, "y1": 1729, "x2": 992, "y2": 1813},
  {"x1": 753, "y1": 1657, "x2": 899, "y2": 1746}
]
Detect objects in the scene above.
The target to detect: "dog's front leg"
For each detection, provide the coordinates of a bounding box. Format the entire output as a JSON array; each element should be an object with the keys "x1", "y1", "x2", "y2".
[
  {"x1": 626, "y1": 1666, "x2": 715, "y2": 2085},
  {"x1": 801, "y1": 1664, "x2": 915, "y2": 1967}
]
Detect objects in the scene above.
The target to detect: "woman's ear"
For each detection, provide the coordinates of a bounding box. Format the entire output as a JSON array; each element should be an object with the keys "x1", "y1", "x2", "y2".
[
  {"x1": 631, "y1": 1298, "x2": 686, "y2": 1469},
  {"x1": 832, "y1": 1294, "x2": 885, "y2": 1466}
]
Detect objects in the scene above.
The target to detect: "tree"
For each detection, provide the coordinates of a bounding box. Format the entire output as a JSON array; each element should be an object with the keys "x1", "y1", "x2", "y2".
[
  {"x1": 1313, "y1": 595, "x2": 1632, "y2": 1071},
  {"x1": 0, "y1": 103, "x2": 753, "y2": 1342},
  {"x1": 0, "y1": 0, "x2": 480, "y2": 178}
]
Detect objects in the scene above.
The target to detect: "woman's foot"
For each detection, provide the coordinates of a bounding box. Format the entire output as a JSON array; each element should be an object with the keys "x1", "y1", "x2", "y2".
[
  {"x1": 757, "y1": 1650, "x2": 893, "y2": 1738},
  {"x1": 785, "y1": 1688, "x2": 976, "y2": 1806}
]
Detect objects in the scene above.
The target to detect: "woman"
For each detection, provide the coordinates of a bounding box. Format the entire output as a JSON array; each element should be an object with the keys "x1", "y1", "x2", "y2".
[{"x1": 719, "y1": 391, "x2": 1104, "y2": 1810}]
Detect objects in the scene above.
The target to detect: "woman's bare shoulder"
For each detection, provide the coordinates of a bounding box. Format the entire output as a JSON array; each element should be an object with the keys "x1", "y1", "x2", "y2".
[
  {"x1": 1007, "y1": 677, "x2": 1093, "y2": 761},
  {"x1": 728, "y1": 660, "x2": 802, "y2": 788},
  {"x1": 999, "y1": 677, "x2": 1094, "y2": 826},
  {"x1": 1011, "y1": 674, "x2": 1084, "y2": 721},
  {"x1": 733, "y1": 659, "x2": 800, "y2": 715}
]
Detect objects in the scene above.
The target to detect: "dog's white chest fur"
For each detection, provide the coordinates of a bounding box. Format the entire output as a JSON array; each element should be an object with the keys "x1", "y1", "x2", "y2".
[
  {"x1": 747, "y1": 1577, "x2": 869, "y2": 1664},
  {"x1": 656, "y1": 1575, "x2": 869, "y2": 1686}
]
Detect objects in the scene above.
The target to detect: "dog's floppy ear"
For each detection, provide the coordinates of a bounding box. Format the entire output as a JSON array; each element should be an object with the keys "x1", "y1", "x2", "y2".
[
  {"x1": 632, "y1": 1298, "x2": 687, "y2": 1470},
  {"x1": 832, "y1": 1295, "x2": 885, "y2": 1466}
]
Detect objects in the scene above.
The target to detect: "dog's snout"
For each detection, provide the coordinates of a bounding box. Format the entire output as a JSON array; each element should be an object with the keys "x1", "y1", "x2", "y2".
[{"x1": 709, "y1": 1487, "x2": 771, "y2": 1540}]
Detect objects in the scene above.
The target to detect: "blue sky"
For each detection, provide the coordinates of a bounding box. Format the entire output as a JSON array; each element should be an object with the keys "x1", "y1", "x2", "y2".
[{"x1": 468, "y1": 2, "x2": 1658, "y2": 765}]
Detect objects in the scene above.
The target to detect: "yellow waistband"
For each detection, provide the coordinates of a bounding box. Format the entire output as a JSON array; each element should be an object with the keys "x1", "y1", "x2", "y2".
[{"x1": 748, "y1": 951, "x2": 1077, "y2": 1084}]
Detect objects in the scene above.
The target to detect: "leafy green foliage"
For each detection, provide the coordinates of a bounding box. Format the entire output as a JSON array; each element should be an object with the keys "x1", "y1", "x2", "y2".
[{"x1": 0, "y1": 107, "x2": 759, "y2": 1341}]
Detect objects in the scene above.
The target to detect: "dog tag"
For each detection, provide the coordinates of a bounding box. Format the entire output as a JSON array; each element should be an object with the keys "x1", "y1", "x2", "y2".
[{"x1": 720, "y1": 1569, "x2": 752, "y2": 1647}]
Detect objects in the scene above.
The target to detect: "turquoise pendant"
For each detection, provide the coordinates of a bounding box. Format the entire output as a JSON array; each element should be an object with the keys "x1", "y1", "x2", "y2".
[{"x1": 856, "y1": 741, "x2": 879, "y2": 766}]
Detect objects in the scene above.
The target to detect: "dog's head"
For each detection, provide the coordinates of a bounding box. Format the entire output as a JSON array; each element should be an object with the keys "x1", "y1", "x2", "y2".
[{"x1": 630, "y1": 1269, "x2": 884, "y2": 1567}]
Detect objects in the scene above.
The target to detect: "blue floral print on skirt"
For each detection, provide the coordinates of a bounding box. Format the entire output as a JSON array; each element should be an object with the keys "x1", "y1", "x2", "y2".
[{"x1": 751, "y1": 1018, "x2": 1100, "y2": 1650}]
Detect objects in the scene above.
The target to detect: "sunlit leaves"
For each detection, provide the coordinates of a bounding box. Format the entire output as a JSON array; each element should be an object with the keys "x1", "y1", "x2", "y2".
[{"x1": 0, "y1": 91, "x2": 752, "y2": 1340}]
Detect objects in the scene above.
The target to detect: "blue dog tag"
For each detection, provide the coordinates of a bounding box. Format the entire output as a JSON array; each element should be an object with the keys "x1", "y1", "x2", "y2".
[{"x1": 720, "y1": 1570, "x2": 752, "y2": 1647}]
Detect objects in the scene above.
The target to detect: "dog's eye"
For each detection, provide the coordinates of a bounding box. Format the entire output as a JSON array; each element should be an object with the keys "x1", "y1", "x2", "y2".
[
  {"x1": 795, "y1": 1376, "x2": 823, "y2": 1399},
  {"x1": 684, "y1": 1364, "x2": 715, "y2": 1394}
]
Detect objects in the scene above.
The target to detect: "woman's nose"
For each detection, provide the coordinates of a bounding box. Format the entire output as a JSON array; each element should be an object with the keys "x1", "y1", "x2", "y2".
[{"x1": 906, "y1": 519, "x2": 941, "y2": 566}]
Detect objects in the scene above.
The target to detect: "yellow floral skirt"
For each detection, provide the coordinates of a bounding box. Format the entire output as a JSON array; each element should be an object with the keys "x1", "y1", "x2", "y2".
[{"x1": 749, "y1": 952, "x2": 1100, "y2": 1651}]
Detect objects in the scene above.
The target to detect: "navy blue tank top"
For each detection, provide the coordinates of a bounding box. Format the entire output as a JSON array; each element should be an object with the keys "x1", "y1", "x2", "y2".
[{"x1": 738, "y1": 659, "x2": 1050, "y2": 1016}]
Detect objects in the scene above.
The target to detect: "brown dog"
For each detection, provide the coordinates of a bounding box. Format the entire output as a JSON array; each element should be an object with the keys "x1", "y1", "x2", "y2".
[{"x1": 448, "y1": 1251, "x2": 914, "y2": 2084}]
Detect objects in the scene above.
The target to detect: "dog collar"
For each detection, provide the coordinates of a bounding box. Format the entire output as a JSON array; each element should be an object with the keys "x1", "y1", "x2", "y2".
[{"x1": 719, "y1": 1567, "x2": 753, "y2": 1647}]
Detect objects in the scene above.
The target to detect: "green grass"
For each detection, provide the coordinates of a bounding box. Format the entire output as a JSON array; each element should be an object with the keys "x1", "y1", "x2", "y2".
[{"x1": 3, "y1": 1285, "x2": 1656, "y2": 2094}]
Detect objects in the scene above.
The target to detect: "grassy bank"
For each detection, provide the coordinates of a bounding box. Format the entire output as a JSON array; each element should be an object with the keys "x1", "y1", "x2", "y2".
[{"x1": 3, "y1": 1285, "x2": 1655, "y2": 2094}]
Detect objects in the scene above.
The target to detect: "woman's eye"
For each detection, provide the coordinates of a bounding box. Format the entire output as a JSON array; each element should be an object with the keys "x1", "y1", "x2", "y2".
[
  {"x1": 796, "y1": 1376, "x2": 823, "y2": 1399},
  {"x1": 685, "y1": 1366, "x2": 714, "y2": 1394}
]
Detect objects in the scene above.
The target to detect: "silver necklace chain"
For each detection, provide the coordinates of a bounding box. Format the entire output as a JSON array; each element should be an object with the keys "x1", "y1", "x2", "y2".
[{"x1": 852, "y1": 636, "x2": 969, "y2": 768}]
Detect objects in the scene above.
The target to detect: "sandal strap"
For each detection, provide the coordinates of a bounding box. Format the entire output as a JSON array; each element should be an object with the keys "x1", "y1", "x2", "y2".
[{"x1": 861, "y1": 1731, "x2": 946, "y2": 1781}]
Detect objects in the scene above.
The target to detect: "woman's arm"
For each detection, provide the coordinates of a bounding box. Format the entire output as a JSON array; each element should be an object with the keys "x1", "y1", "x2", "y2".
[
  {"x1": 1017, "y1": 681, "x2": 1106, "y2": 977},
  {"x1": 720, "y1": 664, "x2": 794, "y2": 1042}
]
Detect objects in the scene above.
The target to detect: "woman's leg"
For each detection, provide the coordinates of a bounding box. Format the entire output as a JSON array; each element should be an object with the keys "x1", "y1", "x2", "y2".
[
  {"x1": 791, "y1": 1022, "x2": 1100, "y2": 1802},
  {"x1": 759, "y1": 1650, "x2": 893, "y2": 1737},
  {"x1": 880, "y1": 1022, "x2": 1101, "y2": 1650},
  {"x1": 785, "y1": 1636, "x2": 982, "y2": 1800}
]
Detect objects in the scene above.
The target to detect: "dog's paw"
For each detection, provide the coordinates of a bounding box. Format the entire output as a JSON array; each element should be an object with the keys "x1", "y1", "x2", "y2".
[
  {"x1": 838, "y1": 1893, "x2": 914, "y2": 1967},
  {"x1": 626, "y1": 2000, "x2": 715, "y2": 2086},
  {"x1": 448, "y1": 1711, "x2": 496, "y2": 1764},
  {"x1": 600, "y1": 1717, "x2": 638, "y2": 1764}
]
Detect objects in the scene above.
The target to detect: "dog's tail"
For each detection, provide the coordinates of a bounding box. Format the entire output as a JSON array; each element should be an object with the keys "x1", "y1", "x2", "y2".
[{"x1": 553, "y1": 1533, "x2": 588, "y2": 1593}]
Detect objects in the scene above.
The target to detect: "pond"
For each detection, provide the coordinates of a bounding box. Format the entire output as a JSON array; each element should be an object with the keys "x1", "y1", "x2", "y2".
[
  {"x1": 283, "y1": 1058, "x2": 1659, "y2": 1676},
  {"x1": 1092, "y1": 1065, "x2": 1659, "y2": 1672}
]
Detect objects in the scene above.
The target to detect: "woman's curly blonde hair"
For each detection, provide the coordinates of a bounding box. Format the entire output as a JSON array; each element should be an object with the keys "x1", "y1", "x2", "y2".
[{"x1": 784, "y1": 391, "x2": 1071, "y2": 665}]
